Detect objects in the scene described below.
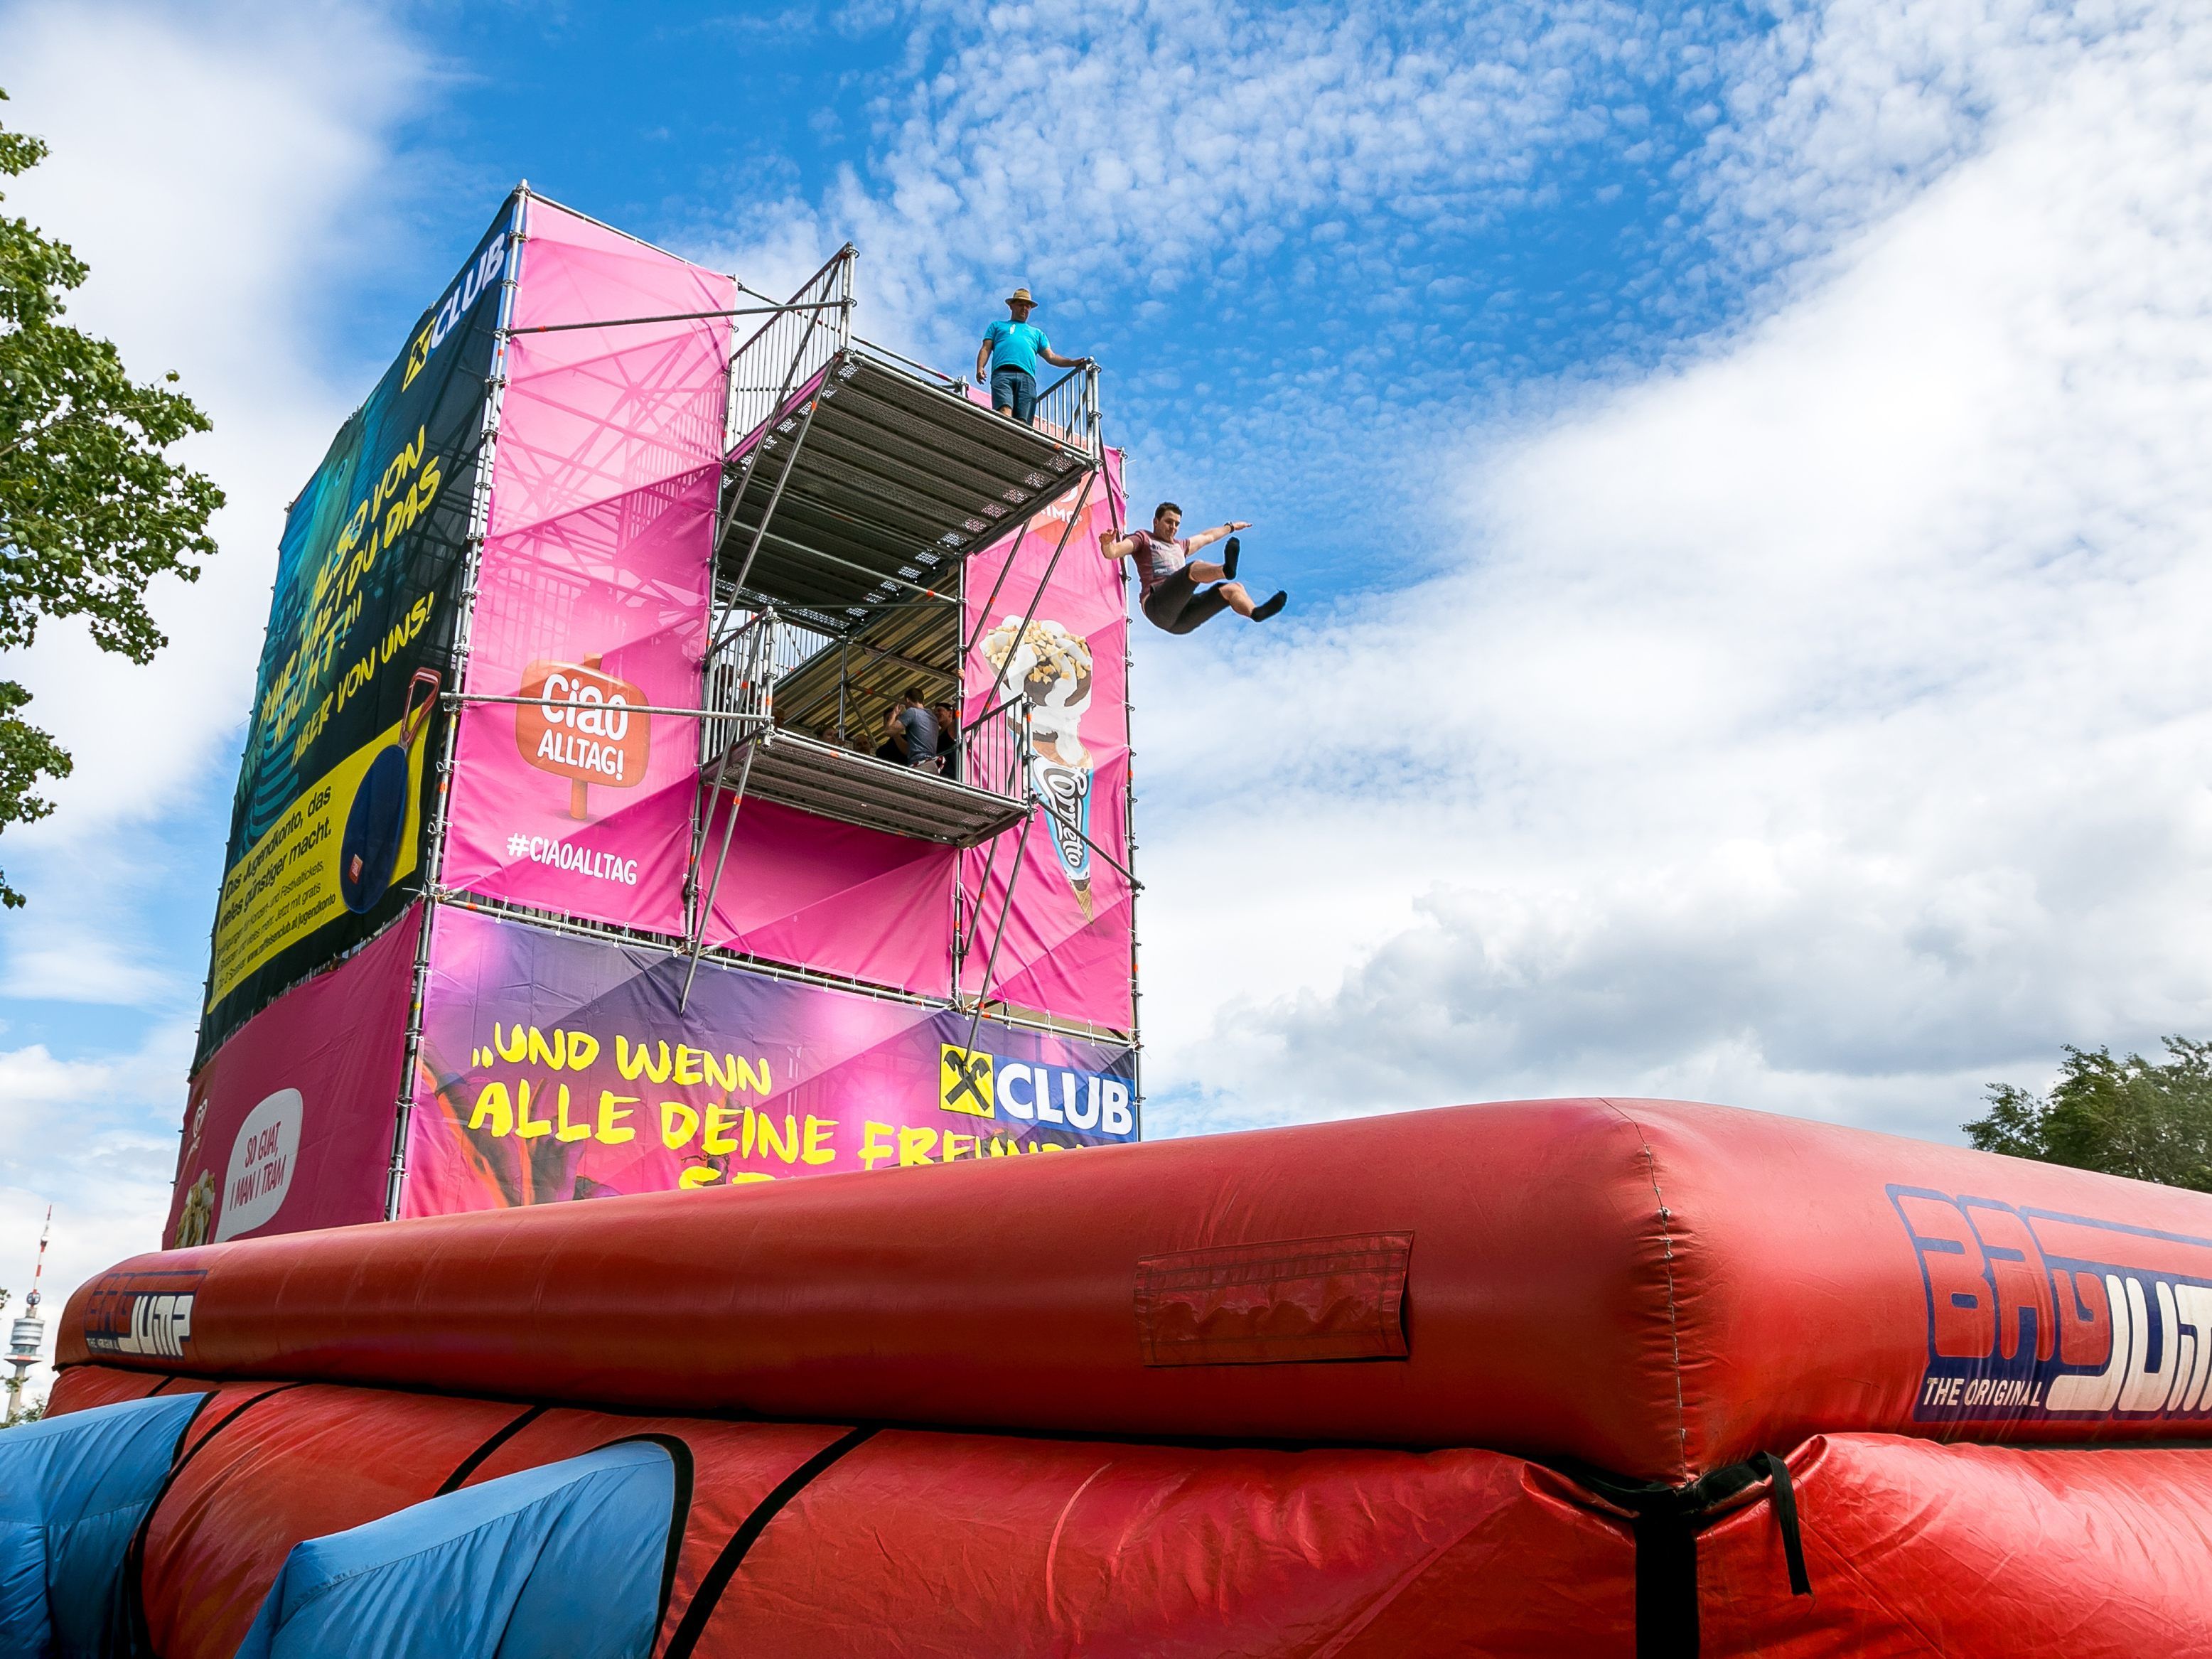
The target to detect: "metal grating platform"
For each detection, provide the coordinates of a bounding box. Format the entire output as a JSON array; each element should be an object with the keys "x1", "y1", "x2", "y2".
[
  {"x1": 714, "y1": 728, "x2": 1029, "y2": 847},
  {"x1": 719, "y1": 348, "x2": 1091, "y2": 621}
]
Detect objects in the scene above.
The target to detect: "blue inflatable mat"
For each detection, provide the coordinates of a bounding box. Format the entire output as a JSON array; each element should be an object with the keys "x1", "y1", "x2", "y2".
[
  {"x1": 0, "y1": 1390, "x2": 203, "y2": 1659},
  {"x1": 234, "y1": 1438, "x2": 679, "y2": 1659}
]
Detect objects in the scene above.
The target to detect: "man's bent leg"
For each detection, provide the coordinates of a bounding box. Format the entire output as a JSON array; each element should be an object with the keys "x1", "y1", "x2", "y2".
[{"x1": 1150, "y1": 583, "x2": 1236, "y2": 635}]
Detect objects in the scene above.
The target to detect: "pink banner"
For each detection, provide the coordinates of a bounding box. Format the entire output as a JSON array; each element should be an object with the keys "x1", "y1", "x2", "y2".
[
  {"x1": 401, "y1": 903, "x2": 1134, "y2": 1215},
  {"x1": 700, "y1": 798, "x2": 955, "y2": 997},
  {"x1": 439, "y1": 200, "x2": 734, "y2": 935},
  {"x1": 167, "y1": 906, "x2": 422, "y2": 1248},
  {"x1": 960, "y1": 451, "x2": 1134, "y2": 1031}
]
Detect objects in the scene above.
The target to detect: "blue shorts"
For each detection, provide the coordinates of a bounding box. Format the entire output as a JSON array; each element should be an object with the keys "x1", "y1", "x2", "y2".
[{"x1": 989, "y1": 365, "x2": 1037, "y2": 424}]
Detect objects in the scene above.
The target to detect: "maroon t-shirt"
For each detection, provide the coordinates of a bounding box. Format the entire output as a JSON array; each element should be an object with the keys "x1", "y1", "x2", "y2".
[{"x1": 1127, "y1": 530, "x2": 1190, "y2": 596}]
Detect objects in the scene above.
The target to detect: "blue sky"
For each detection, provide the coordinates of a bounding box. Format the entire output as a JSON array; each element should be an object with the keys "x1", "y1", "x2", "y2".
[{"x1": 6, "y1": 0, "x2": 2212, "y2": 1357}]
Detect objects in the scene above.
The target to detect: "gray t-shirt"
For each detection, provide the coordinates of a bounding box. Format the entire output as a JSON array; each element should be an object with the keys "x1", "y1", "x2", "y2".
[
  {"x1": 898, "y1": 704, "x2": 940, "y2": 766},
  {"x1": 1129, "y1": 530, "x2": 1189, "y2": 595}
]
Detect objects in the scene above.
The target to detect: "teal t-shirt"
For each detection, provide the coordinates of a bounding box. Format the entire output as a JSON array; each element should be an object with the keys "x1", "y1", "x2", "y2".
[{"x1": 984, "y1": 319, "x2": 1051, "y2": 377}]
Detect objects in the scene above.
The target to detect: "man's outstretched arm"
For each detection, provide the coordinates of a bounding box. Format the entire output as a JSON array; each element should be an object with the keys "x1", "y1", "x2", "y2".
[
  {"x1": 1098, "y1": 527, "x2": 1142, "y2": 561},
  {"x1": 1038, "y1": 345, "x2": 1094, "y2": 370},
  {"x1": 1184, "y1": 520, "x2": 1252, "y2": 553}
]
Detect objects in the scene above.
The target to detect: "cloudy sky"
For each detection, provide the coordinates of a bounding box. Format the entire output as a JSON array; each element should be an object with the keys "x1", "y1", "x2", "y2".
[{"x1": 5, "y1": 0, "x2": 2212, "y2": 1362}]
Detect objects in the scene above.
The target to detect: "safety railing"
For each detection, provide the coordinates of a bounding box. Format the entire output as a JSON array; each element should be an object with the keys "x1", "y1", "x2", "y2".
[
  {"x1": 701, "y1": 608, "x2": 802, "y2": 762},
  {"x1": 725, "y1": 245, "x2": 855, "y2": 453},
  {"x1": 956, "y1": 692, "x2": 1031, "y2": 798},
  {"x1": 702, "y1": 609, "x2": 1032, "y2": 809},
  {"x1": 1031, "y1": 362, "x2": 1101, "y2": 458}
]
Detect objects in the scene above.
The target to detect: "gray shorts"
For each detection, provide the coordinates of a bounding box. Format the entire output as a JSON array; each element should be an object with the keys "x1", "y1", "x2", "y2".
[{"x1": 1141, "y1": 566, "x2": 1232, "y2": 635}]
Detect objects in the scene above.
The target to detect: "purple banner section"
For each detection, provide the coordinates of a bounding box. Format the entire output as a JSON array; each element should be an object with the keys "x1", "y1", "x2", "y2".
[{"x1": 400, "y1": 902, "x2": 1138, "y2": 1216}]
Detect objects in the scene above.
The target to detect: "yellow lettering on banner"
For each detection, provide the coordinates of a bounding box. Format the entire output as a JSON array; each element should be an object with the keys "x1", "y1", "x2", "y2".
[
  {"x1": 673, "y1": 1046, "x2": 703, "y2": 1086},
  {"x1": 552, "y1": 1085, "x2": 589, "y2": 1143},
  {"x1": 617, "y1": 1037, "x2": 672, "y2": 1083},
  {"x1": 739, "y1": 1057, "x2": 772, "y2": 1095},
  {"x1": 861, "y1": 1121, "x2": 896, "y2": 1171},
  {"x1": 596, "y1": 1092, "x2": 638, "y2": 1145},
  {"x1": 703, "y1": 1101, "x2": 741, "y2": 1156},
  {"x1": 517, "y1": 1080, "x2": 552, "y2": 1139},
  {"x1": 660, "y1": 1100, "x2": 699, "y2": 1150},
  {"x1": 679, "y1": 1166, "x2": 721, "y2": 1190},
  {"x1": 942, "y1": 1133, "x2": 976, "y2": 1161},
  {"x1": 527, "y1": 1027, "x2": 567, "y2": 1070},
  {"x1": 758, "y1": 1113, "x2": 800, "y2": 1165},
  {"x1": 732, "y1": 1171, "x2": 775, "y2": 1184},
  {"x1": 567, "y1": 1032, "x2": 600, "y2": 1070},
  {"x1": 802, "y1": 1116, "x2": 837, "y2": 1166},
  {"x1": 898, "y1": 1127, "x2": 938, "y2": 1166},
  {"x1": 495, "y1": 1024, "x2": 528, "y2": 1063},
  {"x1": 468, "y1": 1082, "x2": 513, "y2": 1137}
]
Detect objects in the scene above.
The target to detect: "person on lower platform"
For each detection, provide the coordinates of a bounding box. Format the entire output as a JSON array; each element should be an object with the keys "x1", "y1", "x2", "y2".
[
  {"x1": 1100, "y1": 502, "x2": 1287, "y2": 633},
  {"x1": 932, "y1": 700, "x2": 960, "y2": 779},
  {"x1": 975, "y1": 287, "x2": 1090, "y2": 426},
  {"x1": 891, "y1": 689, "x2": 940, "y2": 771}
]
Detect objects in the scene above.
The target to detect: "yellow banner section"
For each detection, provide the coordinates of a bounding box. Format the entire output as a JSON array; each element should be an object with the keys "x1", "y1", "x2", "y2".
[{"x1": 207, "y1": 716, "x2": 426, "y2": 1009}]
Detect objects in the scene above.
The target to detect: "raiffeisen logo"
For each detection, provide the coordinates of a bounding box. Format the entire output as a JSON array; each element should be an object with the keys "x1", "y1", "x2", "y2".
[
  {"x1": 938, "y1": 1043, "x2": 1137, "y2": 1139},
  {"x1": 1891, "y1": 1185, "x2": 2212, "y2": 1420},
  {"x1": 402, "y1": 230, "x2": 509, "y2": 390}
]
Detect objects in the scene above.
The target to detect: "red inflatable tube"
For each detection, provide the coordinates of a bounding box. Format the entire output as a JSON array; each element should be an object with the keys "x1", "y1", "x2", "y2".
[
  {"x1": 1700, "y1": 1434, "x2": 2212, "y2": 1657},
  {"x1": 47, "y1": 1367, "x2": 2212, "y2": 1655},
  {"x1": 48, "y1": 1369, "x2": 1636, "y2": 1658},
  {"x1": 58, "y1": 1097, "x2": 2212, "y2": 1481}
]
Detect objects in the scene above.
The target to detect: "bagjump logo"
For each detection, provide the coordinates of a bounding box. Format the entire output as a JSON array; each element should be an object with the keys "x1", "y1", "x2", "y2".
[
  {"x1": 1893, "y1": 1184, "x2": 2212, "y2": 1420},
  {"x1": 939, "y1": 1043, "x2": 1136, "y2": 1139},
  {"x1": 81, "y1": 1268, "x2": 206, "y2": 1361}
]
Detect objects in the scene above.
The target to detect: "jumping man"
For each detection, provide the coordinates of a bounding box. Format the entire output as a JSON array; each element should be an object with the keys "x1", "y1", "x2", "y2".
[
  {"x1": 977, "y1": 288, "x2": 1090, "y2": 426},
  {"x1": 1100, "y1": 503, "x2": 1287, "y2": 633}
]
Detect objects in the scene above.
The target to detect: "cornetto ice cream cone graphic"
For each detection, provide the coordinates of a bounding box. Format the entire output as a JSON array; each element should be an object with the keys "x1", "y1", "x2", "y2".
[
  {"x1": 982, "y1": 616, "x2": 1095, "y2": 919},
  {"x1": 515, "y1": 653, "x2": 650, "y2": 820}
]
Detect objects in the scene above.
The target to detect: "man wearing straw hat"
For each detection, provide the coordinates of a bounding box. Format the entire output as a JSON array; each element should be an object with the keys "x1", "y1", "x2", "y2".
[{"x1": 975, "y1": 287, "x2": 1091, "y2": 426}]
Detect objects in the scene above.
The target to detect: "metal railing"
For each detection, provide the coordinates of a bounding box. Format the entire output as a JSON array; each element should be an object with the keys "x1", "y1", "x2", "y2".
[
  {"x1": 725, "y1": 246, "x2": 854, "y2": 453},
  {"x1": 956, "y1": 692, "x2": 1031, "y2": 798},
  {"x1": 701, "y1": 608, "x2": 796, "y2": 761},
  {"x1": 1032, "y1": 362, "x2": 1102, "y2": 458},
  {"x1": 702, "y1": 608, "x2": 1031, "y2": 807}
]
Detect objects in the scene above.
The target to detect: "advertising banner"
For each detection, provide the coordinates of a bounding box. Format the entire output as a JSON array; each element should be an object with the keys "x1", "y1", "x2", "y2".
[
  {"x1": 198, "y1": 198, "x2": 517, "y2": 1064},
  {"x1": 169, "y1": 908, "x2": 422, "y2": 1248},
  {"x1": 400, "y1": 903, "x2": 1137, "y2": 1215},
  {"x1": 439, "y1": 200, "x2": 734, "y2": 938},
  {"x1": 699, "y1": 798, "x2": 957, "y2": 999},
  {"x1": 961, "y1": 451, "x2": 1134, "y2": 1031}
]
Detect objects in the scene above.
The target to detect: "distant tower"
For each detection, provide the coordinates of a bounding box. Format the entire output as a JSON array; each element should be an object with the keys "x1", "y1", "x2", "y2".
[{"x1": 4, "y1": 1206, "x2": 50, "y2": 1423}]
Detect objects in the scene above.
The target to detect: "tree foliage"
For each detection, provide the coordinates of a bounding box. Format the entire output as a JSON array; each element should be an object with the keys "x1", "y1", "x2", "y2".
[
  {"x1": 1966, "y1": 1037, "x2": 2212, "y2": 1193},
  {"x1": 0, "y1": 89, "x2": 222, "y2": 906}
]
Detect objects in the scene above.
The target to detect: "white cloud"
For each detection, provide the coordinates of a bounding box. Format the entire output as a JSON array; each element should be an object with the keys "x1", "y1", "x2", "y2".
[
  {"x1": 0, "y1": 1, "x2": 425, "y2": 1399},
  {"x1": 1132, "y1": 1, "x2": 2212, "y2": 1143},
  {"x1": 710, "y1": 0, "x2": 1707, "y2": 360},
  {"x1": 0, "y1": 935, "x2": 178, "y2": 1005},
  {"x1": 0, "y1": 1021, "x2": 193, "y2": 1407},
  {"x1": 0, "y1": 0, "x2": 429, "y2": 831}
]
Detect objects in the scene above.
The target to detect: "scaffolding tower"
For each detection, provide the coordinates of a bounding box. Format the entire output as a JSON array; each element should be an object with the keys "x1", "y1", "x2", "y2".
[{"x1": 680, "y1": 247, "x2": 1124, "y2": 1011}]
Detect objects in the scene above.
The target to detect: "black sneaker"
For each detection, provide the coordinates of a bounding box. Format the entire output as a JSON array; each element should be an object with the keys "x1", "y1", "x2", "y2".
[
  {"x1": 1252, "y1": 590, "x2": 1287, "y2": 622},
  {"x1": 1222, "y1": 536, "x2": 1241, "y2": 579}
]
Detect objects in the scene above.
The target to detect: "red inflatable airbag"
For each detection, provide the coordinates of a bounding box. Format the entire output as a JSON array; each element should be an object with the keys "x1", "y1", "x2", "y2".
[{"x1": 61, "y1": 1098, "x2": 2212, "y2": 1481}]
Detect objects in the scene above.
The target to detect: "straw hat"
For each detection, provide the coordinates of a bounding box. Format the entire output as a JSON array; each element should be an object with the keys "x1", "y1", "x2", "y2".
[{"x1": 1005, "y1": 287, "x2": 1037, "y2": 306}]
